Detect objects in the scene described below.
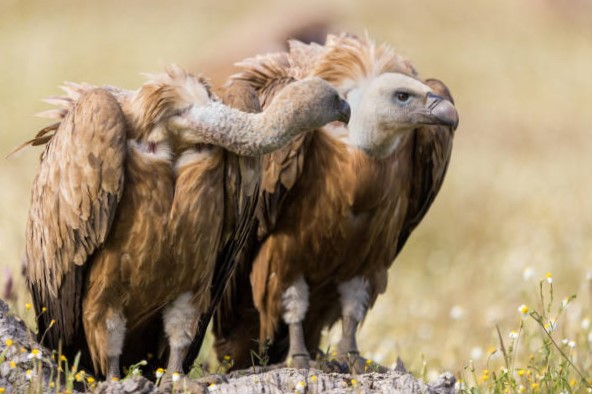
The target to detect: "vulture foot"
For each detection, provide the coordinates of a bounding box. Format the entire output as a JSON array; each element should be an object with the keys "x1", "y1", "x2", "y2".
[
  {"x1": 311, "y1": 358, "x2": 349, "y2": 373},
  {"x1": 287, "y1": 353, "x2": 311, "y2": 369},
  {"x1": 159, "y1": 374, "x2": 207, "y2": 394},
  {"x1": 193, "y1": 373, "x2": 229, "y2": 386},
  {"x1": 335, "y1": 351, "x2": 389, "y2": 374}
]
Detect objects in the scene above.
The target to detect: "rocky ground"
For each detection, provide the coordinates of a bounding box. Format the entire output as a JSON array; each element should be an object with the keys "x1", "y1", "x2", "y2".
[{"x1": 0, "y1": 300, "x2": 456, "y2": 393}]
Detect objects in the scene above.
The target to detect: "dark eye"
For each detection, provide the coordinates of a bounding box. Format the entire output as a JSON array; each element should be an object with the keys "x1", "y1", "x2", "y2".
[{"x1": 394, "y1": 91, "x2": 411, "y2": 103}]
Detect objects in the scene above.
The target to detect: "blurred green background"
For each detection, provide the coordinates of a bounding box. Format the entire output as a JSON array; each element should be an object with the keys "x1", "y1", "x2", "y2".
[{"x1": 1, "y1": 0, "x2": 591, "y2": 379}]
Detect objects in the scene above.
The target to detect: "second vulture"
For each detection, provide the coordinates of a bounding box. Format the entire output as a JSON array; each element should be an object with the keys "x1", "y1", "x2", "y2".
[{"x1": 211, "y1": 33, "x2": 459, "y2": 372}]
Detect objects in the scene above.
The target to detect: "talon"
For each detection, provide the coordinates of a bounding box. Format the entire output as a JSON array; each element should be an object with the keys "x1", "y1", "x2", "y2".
[{"x1": 288, "y1": 353, "x2": 310, "y2": 369}]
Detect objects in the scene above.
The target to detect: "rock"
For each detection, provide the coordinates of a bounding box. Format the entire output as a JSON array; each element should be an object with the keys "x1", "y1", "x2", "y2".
[
  {"x1": 0, "y1": 299, "x2": 59, "y2": 393},
  {"x1": 95, "y1": 377, "x2": 159, "y2": 394},
  {"x1": 0, "y1": 299, "x2": 457, "y2": 393}
]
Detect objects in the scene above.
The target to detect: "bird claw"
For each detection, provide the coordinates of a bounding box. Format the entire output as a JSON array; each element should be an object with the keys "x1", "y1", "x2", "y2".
[
  {"x1": 287, "y1": 353, "x2": 311, "y2": 369},
  {"x1": 158, "y1": 374, "x2": 209, "y2": 394},
  {"x1": 335, "y1": 352, "x2": 389, "y2": 374},
  {"x1": 311, "y1": 358, "x2": 349, "y2": 373},
  {"x1": 193, "y1": 373, "x2": 229, "y2": 386}
]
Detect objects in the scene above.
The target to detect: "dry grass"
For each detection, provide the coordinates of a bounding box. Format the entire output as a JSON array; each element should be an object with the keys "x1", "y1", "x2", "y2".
[{"x1": 1, "y1": 0, "x2": 592, "y2": 389}]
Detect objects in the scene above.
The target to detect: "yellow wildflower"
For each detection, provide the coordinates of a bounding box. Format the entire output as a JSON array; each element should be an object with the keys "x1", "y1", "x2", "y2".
[
  {"x1": 155, "y1": 368, "x2": 165, "y2": 378},
  {"x1": 0, "y1": 388, "x2": 5, "y2": 393},
  {"x1": 111, "y1": 377, "x2": 119, "y2": 382},
  {"x1": 517, "y1": 369, "x2": 526, "y2": 377},
  {"x1": 9, "y1": 361, "x2": 16, "y2": 369},
  {"x1": 518, "y1": 304, "x2": 529, "y2": 317},
  {"x1": 60, "y1": 355, "x2": 67, "y2": 362},
  {"x1": 310, "y1": 375, "x2": 317, "y2": 383},
  {"x1": 41, "y1": 307, "x2": 47, "y2": 312},
  {"x1": 25, "y1": 303, "x2": 32, "y2": 311},
  {"x1": 531, "y1": 382, "x2": 539, "y2": 391},
  {"x1": 49, "y1": 319, "x2": 56, "y2": 327},
  {"x1": 49, "y1": 382, "x2": 55, "y2": 388},
  {"x1": 518, "y1": 385, "x2": 525, "y2": 393},
  {"x1": 75, "y1": 371, "x2": 84, "y2": 382},
  {"x1": 351, "y1": 378, "x2": 358, "y2": 386},
  {"x1": 4, "y1": 339, "x2": 13, "y2": 347},
  {"x1": 544, "y1": 319, "x2": 557, "y2": 332},
  {"x1": 295, "y1": 381, "x2": 306, "y2": 393},
  {"x1": 87, "y1": 376, "x2": 95, "y2": 384},
  {"x1": 482, "y1": 369, "x2": 490, "y2": 382},
  {"x1": 28, "y1": 348, "x2": 42, "y2": 360},
  {"x1": 224, "y1": 355, "x2": 232, "y2": 362}
]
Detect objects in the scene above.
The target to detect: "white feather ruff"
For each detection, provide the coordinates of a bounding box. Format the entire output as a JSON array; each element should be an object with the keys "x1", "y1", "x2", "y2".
[
  {"x1": 106, "y1": 310, "x2": 126, "y2": 357},
  {"x1": 163, "y1": 292, "x2": 198, "y2": 349},
  {"x1": 282, "y1": 276, "x2": 309, "y2": 324}
]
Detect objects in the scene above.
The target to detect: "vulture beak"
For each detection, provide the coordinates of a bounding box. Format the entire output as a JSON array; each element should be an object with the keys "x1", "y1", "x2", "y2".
[
  {"x1": 425, "y1": 92, "x2": 458, "y2": 129},
  {"x1": 338, "y1": 98, "x2": 351, "y2": 124}
]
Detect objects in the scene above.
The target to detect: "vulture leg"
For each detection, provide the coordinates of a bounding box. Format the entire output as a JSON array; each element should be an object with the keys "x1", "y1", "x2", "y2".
[
  {"x1": 163, "y1": 292, "x2": 200, "y2": 374},
  {"x1": 105, "y1": 309, "x2": 126, "y2": 380},
  {"x1": 335, "y1": 277, "x2": 373, "y2": 373},
  {"x1": 281, "y1": 276, "x2": 310, "y2": 369}
]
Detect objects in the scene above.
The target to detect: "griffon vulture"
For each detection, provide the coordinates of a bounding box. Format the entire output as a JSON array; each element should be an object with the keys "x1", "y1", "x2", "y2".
[
  {"x1": 22, "y1": 66, "x2": 350, "y2": 379},
  {"x1": 211, "y1": 34, "x2": 459, "y2": 371}
]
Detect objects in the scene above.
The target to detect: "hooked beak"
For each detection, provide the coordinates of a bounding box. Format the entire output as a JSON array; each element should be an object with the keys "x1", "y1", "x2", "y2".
[
  {"x1": 337, "y1": 98, "x2": 351, "y2": 124},
  {"x1": 426, "y1": 92, "x2": 458, "y2": 129}
]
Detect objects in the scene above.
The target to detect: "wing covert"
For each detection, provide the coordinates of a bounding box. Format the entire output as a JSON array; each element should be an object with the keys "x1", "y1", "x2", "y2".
[{"x1": 24, "y1": 88, "x2": 127, "y2": 353}]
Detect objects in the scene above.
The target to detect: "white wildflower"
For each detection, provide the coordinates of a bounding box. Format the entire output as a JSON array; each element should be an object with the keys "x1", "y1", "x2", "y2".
[
  {"x1": 449, "y1": 305, "x2": 465, "y2": 320},
  {"x1": 522, "y1": 267, "x2": 534, "y2": 281}
]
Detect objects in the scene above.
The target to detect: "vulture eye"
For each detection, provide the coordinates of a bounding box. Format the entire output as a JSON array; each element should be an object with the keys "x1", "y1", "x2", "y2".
[{"x1": 394, "y1": 91, "x2": 411, "y2": 103}]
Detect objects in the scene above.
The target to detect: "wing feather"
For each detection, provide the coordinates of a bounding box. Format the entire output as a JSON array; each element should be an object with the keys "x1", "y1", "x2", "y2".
[{"x1": 25, "y1": 88, "x2": 127, "y2": 357}]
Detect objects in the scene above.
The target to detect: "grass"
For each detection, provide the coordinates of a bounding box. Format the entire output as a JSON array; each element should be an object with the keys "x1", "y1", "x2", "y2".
[
  {"x1": 458, "y1": 275, "x2": 592, "y2": 393},
  {"x1": 1, "y1": 0, "x2": 592, "y2": 392}
]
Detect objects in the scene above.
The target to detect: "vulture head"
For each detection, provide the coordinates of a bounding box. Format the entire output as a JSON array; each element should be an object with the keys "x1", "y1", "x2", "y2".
[
  {"x1": 347, "y1": 72, "x2": 458, "y2": 159},
  {"x1": 132, "y1": 67, "x2": 350, "y2": 157}
]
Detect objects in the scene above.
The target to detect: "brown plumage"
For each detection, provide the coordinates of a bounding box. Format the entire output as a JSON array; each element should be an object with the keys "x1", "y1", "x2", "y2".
[
  {"x1": 22, "y1": 66, "x2": 350, "y2": 378},
  {"x1": 213, "y1": 34, "x2": 459, "y2": 371}
]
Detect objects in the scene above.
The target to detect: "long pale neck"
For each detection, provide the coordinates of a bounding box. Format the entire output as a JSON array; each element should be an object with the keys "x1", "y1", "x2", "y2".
[{"x1": 172, "y1": 101, "x2": 307, "y2": 157}]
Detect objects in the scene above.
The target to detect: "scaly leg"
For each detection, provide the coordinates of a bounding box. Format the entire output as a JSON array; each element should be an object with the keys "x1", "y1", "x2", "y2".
[
  {"x1": 335, "y1": 277, "x2": 375, "y2": 373},
  {"x1": 282, "y1": 276, "x2": 310, "y2": 369}
]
